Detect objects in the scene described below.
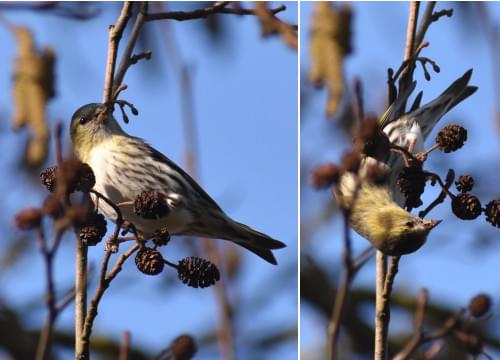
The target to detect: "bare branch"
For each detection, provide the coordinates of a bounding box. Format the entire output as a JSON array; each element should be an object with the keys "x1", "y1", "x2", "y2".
[
  {"x1": 74, "y1": 233, "x2": 89, "y2": 358},
  {"x1": 145, "y1": 2, "x2": 287, "y2": 22},
  {"x1": 113, "y1": 2, "x2": 148, "y2": 94},
  {"x1": 419, "y1": 169, "x2": 455, "y2": 218},
  {"x1": 0, "y1": 2, "x2": 100, "y2": 20},
  {"x1": 102, "y1": 2, "x2": 132, "y2": 103},
  {"x1": 414, "y1": 2, "x2": 436, "y2": 49},
  {"x1": 376, "y1": 4, "x2": 420, "y2": 358},
  {"x1": 118, "y1": 331, "x2": 131, "y2": 360},
  {"x1": 80, "y1": 243, "x2": 141, "y2": 354},
  {"x1": 398, "y1": 1, "x2": 420, "y2": 95},
  {"x1": 374, "y1": 251, "x2": 388, "y2": 360},
  {"x1": 394, "y1": 297, "x2": 465, "y2": 360}
]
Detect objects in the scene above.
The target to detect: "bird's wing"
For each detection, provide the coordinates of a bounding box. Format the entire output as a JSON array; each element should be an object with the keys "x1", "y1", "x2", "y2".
[
  {"x1": 408, "y1": 69, "x2": 477, "y2": 139},
  {"x1": 139, "y1": 139, "x2": 224, "y2": 212}
]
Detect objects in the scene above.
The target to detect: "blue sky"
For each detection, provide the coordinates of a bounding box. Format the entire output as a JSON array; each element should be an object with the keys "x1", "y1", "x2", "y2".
[
  {"x1": 0, "y1": 2, "x2": 297, "y2": 359},
  {"x1": 301, "y1": 2, "x2": 500, "y2": 358}
]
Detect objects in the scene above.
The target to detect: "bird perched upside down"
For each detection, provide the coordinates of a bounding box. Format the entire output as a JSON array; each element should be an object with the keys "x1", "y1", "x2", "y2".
[
  {"x1": 70, "y1": 103, "x2": 285, "y2": 264},
  {"x1": 336, "y1": 69, "x2": 477, "y2": 256}
]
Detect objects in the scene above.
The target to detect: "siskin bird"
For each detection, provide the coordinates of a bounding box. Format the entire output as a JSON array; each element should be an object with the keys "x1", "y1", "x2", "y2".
[
  {"x1": 381, "y1": 69, "x2": 477, "y2": 205},
  {"x1": 70, "y1": 103, "x2": 285, "y2": 264},
  {"x1": 337, "y1": 69, "x2": 477, "y2": 256}
]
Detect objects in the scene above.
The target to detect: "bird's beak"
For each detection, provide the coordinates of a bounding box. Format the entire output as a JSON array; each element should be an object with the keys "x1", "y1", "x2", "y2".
[{"x1": 423, "y1": 219, "x2": 442, "y2": 229}]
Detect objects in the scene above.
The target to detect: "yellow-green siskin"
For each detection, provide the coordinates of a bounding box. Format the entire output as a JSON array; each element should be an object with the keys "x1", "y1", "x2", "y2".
[
  {"x1": 70, "y1": 103, "x2": 285, "y2": 264},
  {"x1": 337, "y1": 69, "x2": 476, "y2": 256},
  {"x1": 337, "y1": 168, "x2": 441, "y2": 256}
]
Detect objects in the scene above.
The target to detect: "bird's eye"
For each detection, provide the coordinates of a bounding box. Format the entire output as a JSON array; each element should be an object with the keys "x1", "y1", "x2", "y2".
[
  {"x1": 79, "y1": 116, "x2": 87, "y2": 125},
  {"x1": 405, "y1": 221, "x2": 414, "y2": 228}
]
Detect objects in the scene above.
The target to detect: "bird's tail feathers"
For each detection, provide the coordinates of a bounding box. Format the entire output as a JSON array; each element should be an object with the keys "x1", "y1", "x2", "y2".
[
  {"x1": 411, "y1": 69, "x2": 477, "y2": 139},
  {"x1": 219, "y1": 220, "x2": 286, "y2": 265}
]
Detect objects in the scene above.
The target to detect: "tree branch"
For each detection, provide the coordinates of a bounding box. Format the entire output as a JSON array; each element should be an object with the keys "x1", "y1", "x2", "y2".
[
  {"x1": 145, "y1": 2, "x2": 287, "y2": 22},
  {"x1": 393, "y1": 289, "x2": 465, "y2": 360},
  {"x1": 328, "y1": 210, "x2": 373, "y2": 359},
  {"x1": 112, "y1": 2, "x2": 293, "y2": 103},
  {"x1": 35, "y1": 125, "x2": 72, "y2": 360},
  {"x1": 374, "y1": 250, "x2": 388, "y2": 360},
  {"x1": 414, "y1": 2, "x2": 436, "y2": 49},
  {"x1": 375, "y1": 3, "x2": 420, "y2": 359},
  {"x1": 75, "y1": 188, "x2": 126, "y2": 359},
  {"x1": 113, "y1": 2, "x2": 148, "y2": 94},
  {"x1": 398, "y1": 1, "x2": 420, "y2": 95},
  {"x1": 35, "y1": 228, "x2": 65, "y2": 360},
  {"x1": 79, "y1": 242, "x2": 140, "y2": 357},
  {"x1": 102, "y1": 2, "x2": 132, "y2": 104},
  {"x1": 74, "y1": 233, "x2": 88, "y2": 359}
]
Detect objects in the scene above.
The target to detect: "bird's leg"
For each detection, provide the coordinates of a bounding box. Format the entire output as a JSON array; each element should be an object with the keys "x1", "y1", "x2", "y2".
[
  {"x1": 390, "y1": 145, "x2": 413, "y2": 167},
  {"x1": 415, "y1": 152, "x2": 427, "y2": 163},
  {"x1": 121, "y1": 221, "x2": 145, "y2": 247},
  {"x1": 407, "y1": 138, "x2": 417, "y2": 154},
  {"x1": 116, "y1": 236, "x2": 137, "y2": 243},
  {"x1": 406, "y1": 139, "x2": 428, "y2": 167},
  {"x1": 115, "y1": 200, "x2": 134, "y2": 207},
  {"x1": 105, "y1": 237, "x2": 119, "y2": 253},
  {"x1": 416, "y1": 143, "x2": 439, "y2": 163},
  {"x1": 120, "y1": 220, "x2": 135, "y2": 236}
]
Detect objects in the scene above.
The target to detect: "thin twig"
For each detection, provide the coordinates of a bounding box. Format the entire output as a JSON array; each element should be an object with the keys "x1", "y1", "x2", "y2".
[
  {"x1": 394, "y1": 305, "x2": 465, "y2": 360},
  {"x1": 353, "y1": 78, "x2": 364, "y2": 126},
  {"x1": 414, "y1": 2, "x2": 437, "y2": 50},
  {"x1": 423, "y1": 171, "x2": 456, "y2": 199},
  {"x1": 75, "y1": 233, "x2": 89, "y2": 359},
  {"x1": 376, "y1": 255, "x2": 401, "y2": 360},
  {"x1": 403, "y1": 2, "x2": 420, "y2": 70},
  {"x1": 328, "y1": 214, "x2": 373, "y2": 359},
  {"x1": 102, "y1": 2, "x2": 132, "y2": 104},
  {"x1": 374, "y1": 251, "x2": 388, "y2": 360},
  {"x1": 54, "y1": 123, "x2": 63, "y2": 165},
  {"x1": 328, "y1": 174, "x2": 370, "y2": 359},
  {"x1": 76, "y1": 194, "x2": 125, "y2": 357},
  {"x1": 353, "y1": 246, "x2": 375, "y2": 271},
  {"x1": 202, "y1": 240, "x2": 235, "y2": 360},
  {"x1": 398, "y1": 1, "x2": 420, "y2": 96},
  {"x1": 55, "y1": 287, "x2": 76, "y2": 313},
  {"x1": 119, "y1": 331, "x2": 131, "y2": 360},
  {"x1": 113, "y1": 2, "x2": 148, "y2": 94},
  {"x1": 0, "y1": 2, "x2": 100, "y2": 20},
  {"x1": 393, "y1": 288, "x2": 429, "y2": 360},
  {"x1": 328, "y1": 212, "x2": 351, "y2": 360},
  {"x1": 77, "y1": 188, "x2": 128, "y2": 357},
  {"x1": 419, "y1": 169, "x2": 455, "y2": 218},
  {"x1": 35, "y1": 124, "x2": 74, "y2": 360},
  {"x1": 35, "y1": 228, "x2": 64, "y2": 360},
  {"x1": 80, "y1": 243, "x2": 140, "y2": 355},
  {"x1": 145, "y1": 2, "x2": 286, "y2": 22},
  {"x1": 113, "y1": 2, "x2": 291, "y2": 96}
]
